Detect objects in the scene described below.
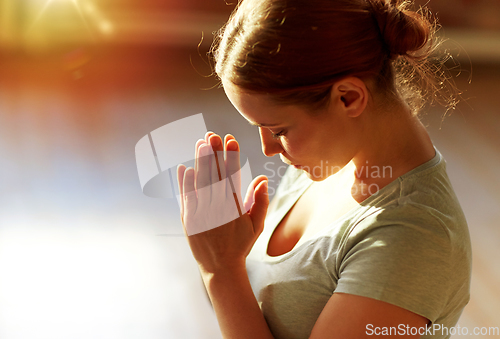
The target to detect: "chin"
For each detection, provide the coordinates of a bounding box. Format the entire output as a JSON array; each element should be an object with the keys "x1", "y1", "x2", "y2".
[{"x1": 279, "y1": 154, "x2": 293, "y2": 166}]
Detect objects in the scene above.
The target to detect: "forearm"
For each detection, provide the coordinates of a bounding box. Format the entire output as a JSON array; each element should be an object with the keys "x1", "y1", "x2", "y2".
[
  {"x1": 201, "y1": 265, "x2": 274, "y2": 339},
  {"x1": 199, "y1": 270, "x2": 213, "y2": 308}
]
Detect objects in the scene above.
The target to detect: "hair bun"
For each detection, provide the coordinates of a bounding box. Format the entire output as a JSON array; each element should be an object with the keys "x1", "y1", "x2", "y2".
[{"x1": 367, "y1": 0, "x2": 431, "y2": 58}]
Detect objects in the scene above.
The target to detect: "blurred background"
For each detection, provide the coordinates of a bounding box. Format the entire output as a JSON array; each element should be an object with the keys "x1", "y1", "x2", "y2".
[{"x1": 0, "y1": 0, "x2": 498, "y2": 338}]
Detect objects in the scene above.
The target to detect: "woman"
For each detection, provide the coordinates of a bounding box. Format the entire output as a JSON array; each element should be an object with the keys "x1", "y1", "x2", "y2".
[{"x1": 177, "y1": 0, "x2": 472, "y2": 338}]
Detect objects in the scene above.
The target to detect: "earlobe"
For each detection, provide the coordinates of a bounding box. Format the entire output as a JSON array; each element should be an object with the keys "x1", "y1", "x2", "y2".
[{"x1": 333, "y1": 77, "x2": 369, "y2": 118}]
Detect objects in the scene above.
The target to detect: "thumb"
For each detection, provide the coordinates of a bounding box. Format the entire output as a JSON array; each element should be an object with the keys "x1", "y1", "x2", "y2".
[
  {"x1": 248, "y1": 179, "x2": 269, "y2": 234},
  {"x1": 243, "y1": 175, "x2": 268, "y2": 212}
]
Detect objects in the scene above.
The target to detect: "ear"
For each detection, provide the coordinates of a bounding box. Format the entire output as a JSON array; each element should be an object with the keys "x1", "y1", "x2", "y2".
[{"x1": 330, "y1": 77, "x2": 369, "y2": 118}]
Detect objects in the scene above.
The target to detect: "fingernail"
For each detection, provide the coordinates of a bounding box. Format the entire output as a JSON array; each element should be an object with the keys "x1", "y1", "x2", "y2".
[
  {"x1": 227, "y1": 140, "x2": 237, "y2": 151},
  {"x1": 200, "y1": 144, "x2": 209, "y2": 155},
  {"x1": 211, "y1": 137, "x2": 220, "y2": 146}
]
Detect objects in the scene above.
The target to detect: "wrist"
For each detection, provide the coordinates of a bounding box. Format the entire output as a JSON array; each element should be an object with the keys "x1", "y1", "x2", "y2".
[{"x1": 199, "y1": 260, "x2": 248, "y2": 286}]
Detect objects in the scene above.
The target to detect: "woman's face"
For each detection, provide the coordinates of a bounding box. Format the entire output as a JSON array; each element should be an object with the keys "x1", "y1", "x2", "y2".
[{"x1": 223, "y1": 81, "x2": 360, "y2": 181}]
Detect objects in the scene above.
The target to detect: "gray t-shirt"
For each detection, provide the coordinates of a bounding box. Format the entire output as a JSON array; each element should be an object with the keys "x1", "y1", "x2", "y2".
[{"x1": 246, "y1": 148, "x2": 472, "y2": 339}]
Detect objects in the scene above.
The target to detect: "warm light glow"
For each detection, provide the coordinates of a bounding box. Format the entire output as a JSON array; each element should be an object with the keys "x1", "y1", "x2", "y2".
[
  {"x1": 25, "y1": 0, "x2": 113, "y2": 49},
  {"x1": 99, "y1": 20, "x2": 114, "y2": 35},
  {"x1": 83, "y1": 2, "x2": 96, "y2": 14}
]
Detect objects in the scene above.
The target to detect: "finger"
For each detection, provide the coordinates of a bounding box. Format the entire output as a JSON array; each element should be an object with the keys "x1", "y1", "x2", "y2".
[
  {"x1": 195, "y1": 139, "x2": 207, "y2": 187},
  {"x1": 224, "y1": 134, "x2": 236, "y2": 176},
  {"x1": 177, "y1": 164, "x2": 186, "y2": 220},
  {"x1": 225, "y1": 139, "x2": 240, "y2": 175},
  {"x1": 194, "y1": 139, "x2": 205, "y2": 173},
  {"x1": 196, "y1": 144, "x2": 212, "y2": 193},
  {"x1": 183, "y1": 167, "x2": 197, "y2": 217},
  {"x1": 224, "y1": 134, "x2": 236, "y2": 153},
  {"x1": 226, "y1": 139, "x2": 241, "y2": 197},
  {"x1": 209, "y1": 134, "x2": 224, "y2": 182},
  {"x1": 248, "y1": 179, "x2": 269, "y2": 235},
  {"x1": 244, "y1": 175, "x2": 268, "y2": 212},
  {"x1": 224, "y1": 134, "x2": 237, "y2": 161},
  {"x1": 205, "y1": 131, "x2": 215, "y2": 143}
]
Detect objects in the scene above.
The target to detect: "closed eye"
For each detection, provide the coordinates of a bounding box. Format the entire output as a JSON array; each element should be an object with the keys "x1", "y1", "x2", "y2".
[{"x1": 271, "y1": 130, "x2": 286, "y2": 139}]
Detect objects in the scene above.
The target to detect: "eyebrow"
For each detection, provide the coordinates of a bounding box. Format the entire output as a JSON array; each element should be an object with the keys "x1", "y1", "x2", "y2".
[{"x1": 248, "y1": 121, "x2": 281, "y2": 128}]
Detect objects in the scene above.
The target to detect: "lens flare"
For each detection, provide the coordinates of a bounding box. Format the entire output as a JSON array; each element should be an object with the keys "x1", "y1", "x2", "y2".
[{"x1": 27, "y1": 0, "x2": 112, "y2": 43}]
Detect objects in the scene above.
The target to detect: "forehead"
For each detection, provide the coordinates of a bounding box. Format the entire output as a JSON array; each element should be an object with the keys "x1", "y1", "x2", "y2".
[
  {"x1": 222, "y1": 81, "x2": 274, "y2": 112},
  {"x1": 222, "y1": 81, "x2": 304, "y2": 126}
]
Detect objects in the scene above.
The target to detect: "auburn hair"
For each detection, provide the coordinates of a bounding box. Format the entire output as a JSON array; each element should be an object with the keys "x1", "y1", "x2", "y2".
[{"x1": 212, "y1": 0, "x2": 452, "y2": 113}]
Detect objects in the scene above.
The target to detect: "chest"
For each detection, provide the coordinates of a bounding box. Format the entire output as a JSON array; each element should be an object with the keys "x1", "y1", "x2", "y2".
[
  {"x1": 266, "y1": 180, "x2": 360, "y2": 256},
  {"x1": 246, "y1": 236, "x2": 340, "y2": 339}
]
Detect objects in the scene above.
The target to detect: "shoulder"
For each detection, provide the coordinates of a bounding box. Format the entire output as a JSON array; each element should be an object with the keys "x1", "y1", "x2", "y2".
[
  {"x1": 351, "y1": 148, "x2": 468, "y2": 240},
  {"x1": 336, "y1": 155, "x2": 472, "y2": 318},
  {"x1": 345, "y1": 180, "x2": 471, "y2": 265},
  {"x1": 336, "y1": 200, "x2": 471, "y2": 324}
]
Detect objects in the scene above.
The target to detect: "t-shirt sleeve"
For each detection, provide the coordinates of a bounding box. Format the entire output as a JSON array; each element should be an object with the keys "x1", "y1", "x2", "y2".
[{"x1": 334, "y1": 206, "x2": 456, "y2": 323}]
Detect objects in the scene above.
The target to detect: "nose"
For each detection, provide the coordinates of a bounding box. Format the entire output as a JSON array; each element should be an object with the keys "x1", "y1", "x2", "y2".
[{"x1": 259, "y1": 127, "x2": 283, "y2": 157}]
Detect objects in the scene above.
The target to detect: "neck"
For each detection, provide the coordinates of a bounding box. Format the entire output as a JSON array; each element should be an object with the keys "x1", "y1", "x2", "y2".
[{"x1": 350, "y1": 102, "x2": 435, "y2": 190}]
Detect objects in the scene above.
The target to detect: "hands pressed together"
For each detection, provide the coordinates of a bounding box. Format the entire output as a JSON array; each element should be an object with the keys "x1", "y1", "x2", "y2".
[{"x1": 177, "y1": 132, "x2": 269, "y2": 276}]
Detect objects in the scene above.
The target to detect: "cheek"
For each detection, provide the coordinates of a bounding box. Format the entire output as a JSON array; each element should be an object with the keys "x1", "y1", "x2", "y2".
[{"x1": 281, "y1": 135, "x2": 310, "y2": 158}]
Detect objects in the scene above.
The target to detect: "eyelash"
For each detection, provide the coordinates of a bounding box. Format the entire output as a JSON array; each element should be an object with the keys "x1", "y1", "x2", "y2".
[{"x1": 271, "y1": 130, "x2": 286, "y2": 139}]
